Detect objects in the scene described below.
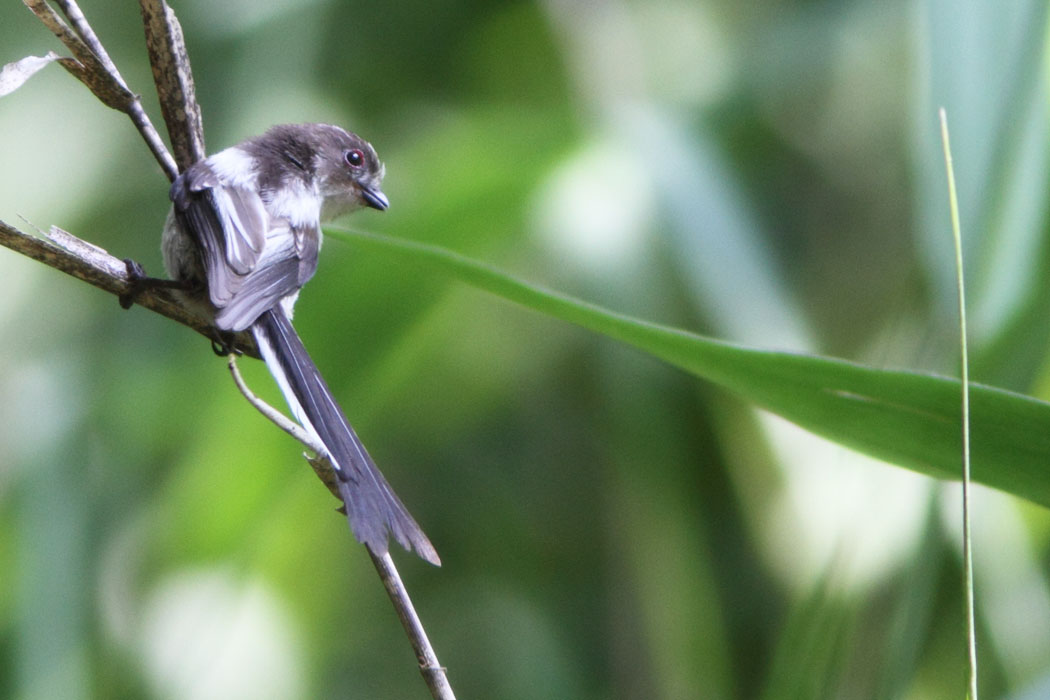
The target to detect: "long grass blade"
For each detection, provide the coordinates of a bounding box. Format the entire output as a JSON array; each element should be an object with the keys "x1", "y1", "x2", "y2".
[{"x1": 940, "y1": 107, "x2": 978, "y2": 700}]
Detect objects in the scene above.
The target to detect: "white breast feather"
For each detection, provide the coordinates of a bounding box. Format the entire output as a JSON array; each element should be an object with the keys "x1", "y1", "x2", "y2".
[{"x1": 268, "y1": 179, "x2": 322, "y2": 228}]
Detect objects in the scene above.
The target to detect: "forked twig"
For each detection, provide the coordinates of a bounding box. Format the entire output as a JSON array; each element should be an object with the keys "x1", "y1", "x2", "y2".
[
  {"x1": 226, "y1": 354, "x2": 341, "y2": 499},
  {"x1": 23, "y1": 0, "x2": 178, "y2": 179},
  {"x1": 226, "y1": 356, "x2": 456, "y2": 699}
]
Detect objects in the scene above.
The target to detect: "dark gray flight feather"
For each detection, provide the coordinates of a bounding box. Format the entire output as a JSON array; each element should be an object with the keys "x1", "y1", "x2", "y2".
[{"x1": 254, "y1": 308, "x2": 440, "y2": 564}]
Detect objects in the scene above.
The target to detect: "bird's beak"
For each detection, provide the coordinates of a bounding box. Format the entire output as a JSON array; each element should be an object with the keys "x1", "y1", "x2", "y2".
[{"x1": 360, "y1": 185, "x2": 389, "y2": 211}]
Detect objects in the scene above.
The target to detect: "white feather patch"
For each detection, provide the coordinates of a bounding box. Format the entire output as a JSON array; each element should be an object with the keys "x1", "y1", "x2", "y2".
[
  {"x1": 252, "y1": 322, "x2": 325, "y2": 452},
  {"x1": 206, "y1": 147, "x2": 259, "y2": 189}
]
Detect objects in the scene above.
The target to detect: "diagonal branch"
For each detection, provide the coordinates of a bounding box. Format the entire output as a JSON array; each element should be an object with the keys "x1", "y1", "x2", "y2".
[
  {"x1": 369, "y1": 548, "x2": 456, "y2": 700},
  {"x1": 0, "y1": 219, "x2": 259, "y2": 357},
  {"x1": 23, "y1": 0, "x2": 178, "y2": 180}
]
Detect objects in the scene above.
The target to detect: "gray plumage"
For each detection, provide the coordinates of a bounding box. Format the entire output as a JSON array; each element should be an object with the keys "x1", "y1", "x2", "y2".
[
  {"x1": 162, "y1": 123, "x2": 438, "y2": 565},
  {"x1": 164, "y1": 123, "x2": 385, "y2": 330}
]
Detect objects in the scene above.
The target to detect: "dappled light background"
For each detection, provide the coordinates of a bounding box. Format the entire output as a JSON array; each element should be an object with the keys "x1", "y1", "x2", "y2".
[{"x1": 3, "y1": 0, "x2": 1050, "y2": 698}]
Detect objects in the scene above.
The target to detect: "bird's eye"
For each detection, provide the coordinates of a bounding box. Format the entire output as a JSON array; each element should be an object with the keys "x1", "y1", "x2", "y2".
[{"x1": 344, "y1": 149, "x2": 364, "y2": 168}]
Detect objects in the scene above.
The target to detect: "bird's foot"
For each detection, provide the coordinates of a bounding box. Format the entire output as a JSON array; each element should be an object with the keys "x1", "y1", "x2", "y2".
[
  {"x1": 209, "y1": 329, "x2": 241, "y2": 357},
  {"x1": 119, "y1": 258, "x2": 191, "y2": 309}
]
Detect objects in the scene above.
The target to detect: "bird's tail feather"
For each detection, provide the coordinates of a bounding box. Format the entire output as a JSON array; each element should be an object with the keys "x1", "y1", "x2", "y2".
[{"x1": 252, "y1": 307, "x2": 439, "y2": 565}]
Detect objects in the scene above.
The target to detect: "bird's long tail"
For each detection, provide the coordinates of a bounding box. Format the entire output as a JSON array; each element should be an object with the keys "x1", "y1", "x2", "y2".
[{"x1": 252, "y1": 307, "x2": 439, "y2": 565}]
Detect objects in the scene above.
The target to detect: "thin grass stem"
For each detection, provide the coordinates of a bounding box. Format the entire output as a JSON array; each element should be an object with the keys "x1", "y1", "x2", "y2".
[{"x1": 939, "y1": 107, "x2": 978, "y2": 700}]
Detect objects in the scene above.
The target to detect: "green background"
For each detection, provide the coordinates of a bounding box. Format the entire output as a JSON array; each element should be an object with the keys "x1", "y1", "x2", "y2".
[{"x1": 3, "y1": 0, "x2": 1050, "y2": 698}]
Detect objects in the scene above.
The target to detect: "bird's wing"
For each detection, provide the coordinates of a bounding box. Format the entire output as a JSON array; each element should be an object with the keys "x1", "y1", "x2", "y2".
[
  {"x1": 213, "y1": 219, "x2": 318, "y2": 331},
  {"x1": 170, "y1": 161, "x2": 319, "y2": 331}
]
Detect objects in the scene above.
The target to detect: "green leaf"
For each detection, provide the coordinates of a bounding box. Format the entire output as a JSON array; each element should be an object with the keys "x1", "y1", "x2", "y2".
[{"x1": 330, "y1": 227, "x2": 1050, "y2": 509}]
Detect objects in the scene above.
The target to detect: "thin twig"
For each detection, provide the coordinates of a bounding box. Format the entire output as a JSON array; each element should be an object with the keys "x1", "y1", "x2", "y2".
[
  {"x1": 53, "y1": 0, "x2": 126, "y2": 79},
  {"x1": 226, "y1": 354, "x2": 340, "y2": 499},
  {"x1": 368, "y1": 548, "x2": 456, "y2": 700},
  {"x1": 59, "y1": 0, "x2": 180, "y2": 180},
  {"x1": 226, "y1": 354, "x2": 323, "y2": 452},
  {"x1": 228, "y1": 355, "x2": 455, "y2": 700},
  {"x1": 23, "y1": 0, "x2": 178, "y2": 179},
  {"x1": 23, "y1": 0, "x2": 109, "y2": 91}
]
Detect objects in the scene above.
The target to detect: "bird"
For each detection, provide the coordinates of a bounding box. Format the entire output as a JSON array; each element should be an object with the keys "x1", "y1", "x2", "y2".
[{"x1": 159, "y1": 123, "x2": 439, "y2": 565}]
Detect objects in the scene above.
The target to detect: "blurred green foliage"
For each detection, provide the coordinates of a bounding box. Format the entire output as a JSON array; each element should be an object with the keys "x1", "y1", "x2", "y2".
[{"x1": 3, "y1": 0, "x2": 1050, "y2": 699}]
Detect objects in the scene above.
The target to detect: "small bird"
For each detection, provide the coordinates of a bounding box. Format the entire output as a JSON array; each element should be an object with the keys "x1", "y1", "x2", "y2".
[{"x1": 161, "y1": 123, "x2": 439, "y2": 565}]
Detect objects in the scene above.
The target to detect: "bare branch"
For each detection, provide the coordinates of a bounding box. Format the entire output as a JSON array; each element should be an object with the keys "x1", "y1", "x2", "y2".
[
  {"x1": 23, "y1": 0, "x2": 179, "y2": 180},
  {"x1": 229, "y1": 352, "x2": 456, "y2": 700},
  {"x1": 138, "y1": 0, "x2": 205, "y2": 170},
  {"x1": 53, "y1": 0, "x2": 126, "y2": 81},
  {"x1": 0, "y1": 219, "x2": 257, "y2": 357},
  {"x1": 23, "y1": 0, "x2": 108, "y2": 85},
  {"x1": 369, "y1": 548, "x2": 457, "y2": 700},
  {"x1": 226, "y1": 354, "x2": 341, "y2": 499}
]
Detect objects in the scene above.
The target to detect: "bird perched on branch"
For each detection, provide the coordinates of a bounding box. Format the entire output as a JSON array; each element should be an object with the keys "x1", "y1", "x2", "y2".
[{"x1": 159, "y1": 123, "x2": 438, "y2": 565}]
